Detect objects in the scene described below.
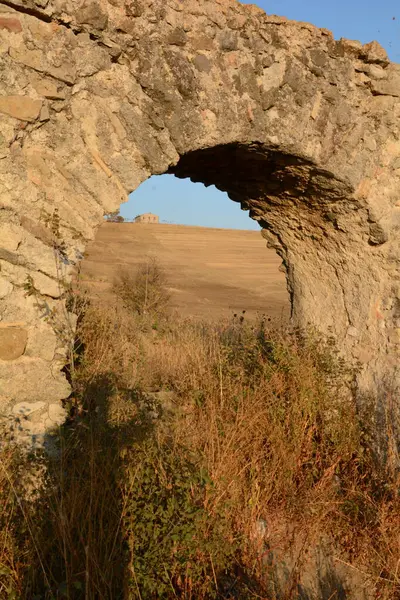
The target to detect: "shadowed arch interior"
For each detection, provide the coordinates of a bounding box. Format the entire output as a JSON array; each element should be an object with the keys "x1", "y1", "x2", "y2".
[{"x1": 170, "y1": 142, "x2": 352, "y2": 210}]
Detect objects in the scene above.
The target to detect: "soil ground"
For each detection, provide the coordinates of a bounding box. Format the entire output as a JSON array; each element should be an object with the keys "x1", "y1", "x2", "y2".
[{"x1": 78, "y1": 222, "x2": 290, "y2": 321}]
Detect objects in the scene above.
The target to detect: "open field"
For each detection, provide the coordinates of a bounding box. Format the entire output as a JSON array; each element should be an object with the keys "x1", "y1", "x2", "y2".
[{"x1": 78, "y1": 222, "x2": 289, "y2": 320}]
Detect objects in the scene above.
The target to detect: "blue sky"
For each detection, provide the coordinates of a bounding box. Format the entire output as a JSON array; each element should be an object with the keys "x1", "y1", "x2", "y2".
[
  {"x1": 120, "y1": 175, "x2": 254, "y2": 229},
  {"x1": 120, "y1": 0, "x2": 399, "y2": 230}
]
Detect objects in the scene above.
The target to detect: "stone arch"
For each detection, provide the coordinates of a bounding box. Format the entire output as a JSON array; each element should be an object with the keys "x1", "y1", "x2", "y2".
[{"x1": 1, "y1": 0, "x2": 400, "y2": 441}]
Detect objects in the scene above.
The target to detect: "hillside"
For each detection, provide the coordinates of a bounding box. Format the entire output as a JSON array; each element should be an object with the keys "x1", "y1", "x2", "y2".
[{"x1": 78, "y1": 222, "x2": 289, "y2": 320}]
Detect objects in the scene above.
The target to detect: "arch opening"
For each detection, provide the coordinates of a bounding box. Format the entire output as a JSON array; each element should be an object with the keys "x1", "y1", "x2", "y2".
[
  {"x1": 82, "y1": 167, "x2": 290, "y2": 322},
  {"x1": 89, "y1": 140, "x2": 358, "y2": 331},
  {"x1": 92, "y1": 139, "x2": 364, "y2": 336}
]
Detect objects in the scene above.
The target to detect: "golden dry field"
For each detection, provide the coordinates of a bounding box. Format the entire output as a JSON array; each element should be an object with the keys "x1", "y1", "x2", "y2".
[{"x1": 78, "y1": 222, "x2": 290, "y2": 320}]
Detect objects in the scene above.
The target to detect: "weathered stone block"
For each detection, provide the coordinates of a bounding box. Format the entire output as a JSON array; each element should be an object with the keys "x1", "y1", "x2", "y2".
[
  {"x1": 0, "y1": 95, "x2": 42, "y2": 122},
  {"x1": 12, "y1": 400, "x2": 46, "y2": 418},
  {"x1": 193, "y1": 54, "x2": 211, "y2": 73},
  {"x1": 362, "y1": 40, "x2": 390, "y2": 65},
  {"x1": 168, "y1": 27, "x2": 187, "y2": 46},
  {"x1": 32, "y1": 79, "x2": 66, "y2": 100},
  {"x1": 18, "y1": 236, "x2": 58, "y2": 278},
  {"x1": 20, "y1": 216, "x2": 54, "y2": 246},
  {"x1": 219, "y1": 30, "x2": 238, "y2": 51},
  {"x1": 39, "y1": 104, "x2": 50, "y2": 121},
  {"x1": 9, "y1": 45, "x2": 44, "y2": 72},
  {"x1": 369, "y1": 222, "x2": 389, "y2": 245},
  {"x1": 46, "y1": 402, "x2": 67, "y2": 426},
  {"x1": 0, "y1": 327, "x2": 28, "y2": 360},
  {"x1": 367, "y1": 64, "x2": 387, "y2": 80},
  {"x1": 0, "y1": 277, "x2": 13, "y2": 299},
  {"x1": 9, "y1": 44, "x2": 76, "y2": 85},
  {"x1": 76, "y1": 1, "x2": 108, "y2": 30},
  {"x1": 371, "y1": 75, "x2": 400, "y2": 97},
  {"x1": 32, "y1": 271, "x2": 62, "y2": 298},
  {"x1": 25, "y1": 323, "x2": 58, "y2": 362},
  {"x1": 0, "y1": 16, "x2": 22, "y2": 33},
  {"x1": 336, "y1": 37, "x2": 362, "y2": 58},
  {"x1": 0, "y1": 357, "x2": 71, "y2": 404},
  {"x1": 190, "y1": 35, "x2": 214, "y2": 51},
  {"x1": 0, "y1": 223, "x2": 22, "y2": 251}
]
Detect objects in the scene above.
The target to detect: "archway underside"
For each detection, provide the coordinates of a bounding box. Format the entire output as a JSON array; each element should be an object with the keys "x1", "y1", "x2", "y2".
[{"x1": 171, "y1": 143, "x2": 351, "y2": 206}]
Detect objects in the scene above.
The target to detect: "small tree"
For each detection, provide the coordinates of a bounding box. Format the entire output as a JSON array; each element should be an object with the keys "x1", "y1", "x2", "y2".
[
  {"x1": 105, "y1": 211, "x2": 124, "y2": 223},
  {"x1": 114, "y1": 257, "x2": 170, "y2": 317}
]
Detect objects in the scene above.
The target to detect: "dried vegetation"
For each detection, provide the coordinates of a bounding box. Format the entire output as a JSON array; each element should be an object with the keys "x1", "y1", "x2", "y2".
[{"x1": 0, "y1": 262, "x2": 399, "y2": 599}]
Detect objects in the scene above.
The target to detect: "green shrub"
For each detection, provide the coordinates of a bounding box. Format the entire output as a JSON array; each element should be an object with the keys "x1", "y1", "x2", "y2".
[{"x1": 123, "y1": 437, "x2": 238, "y2": 599}]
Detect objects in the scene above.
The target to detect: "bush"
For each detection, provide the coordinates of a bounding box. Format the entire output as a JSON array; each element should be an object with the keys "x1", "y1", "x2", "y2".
[
  {"x1": 105, "y1": 211, "x2": 124, "y2": 223},
  {"x1": 124, "y1": 438, "x2": 238, "y2": 599},
  {"x1": 114, "y1": 257, "x2": 170, "y2": 318}
]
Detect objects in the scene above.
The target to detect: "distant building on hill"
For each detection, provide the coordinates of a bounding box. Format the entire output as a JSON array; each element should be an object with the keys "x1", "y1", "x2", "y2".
[{"x1": 134, "y1": 213, "x2": 159, "y2": 224}]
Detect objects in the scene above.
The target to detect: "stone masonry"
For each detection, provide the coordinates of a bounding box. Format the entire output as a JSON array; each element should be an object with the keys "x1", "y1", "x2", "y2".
[{"x1": 1, "y1": 0, "x2": 400, "y2": 444}]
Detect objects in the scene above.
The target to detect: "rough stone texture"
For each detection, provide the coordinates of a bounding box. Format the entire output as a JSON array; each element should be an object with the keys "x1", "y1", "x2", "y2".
[
  {"x1": 0, "y1": 222, "x2": 22, "y2": 250},
  {"x1": 0, "y1": 0, "x2": 399, "y2": 456},
  {"x1": 0, "y1": 327, "x2": 27, "y2": 360},
  {"x1": 0, "y1": 357, "x2": 71, "y2": 405},
  {"x1": 10, "y1": 399, "x2": 67, "y2": 446},
  {"x1": 0, "y1": 95, "x2": 42, "y2": 121},
  {"x1": 0, "y1": 16, "x2": 22, "y2": 33},
  {"x1": 0, "y1": 277, "x2": 13, "y2": 298}
]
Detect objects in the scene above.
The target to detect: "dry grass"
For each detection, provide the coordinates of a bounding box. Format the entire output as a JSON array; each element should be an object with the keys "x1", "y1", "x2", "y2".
[
  {"x1": 116, "y1": 314, "x2": 400, "y2": 598},
  {"x1": 0, "y1": 445, "x2": 25, "y2": 598},
  {"x1": 1, "y1": 274, "x2": 399, "y2": 598}
]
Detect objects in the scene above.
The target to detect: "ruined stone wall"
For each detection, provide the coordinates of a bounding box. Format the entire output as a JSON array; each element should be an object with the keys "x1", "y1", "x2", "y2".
[{"x1": 1, "y1": 0, "x2": 400, "y2": 443}]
